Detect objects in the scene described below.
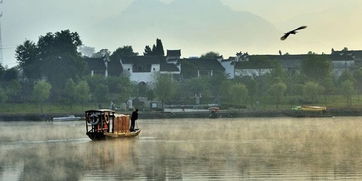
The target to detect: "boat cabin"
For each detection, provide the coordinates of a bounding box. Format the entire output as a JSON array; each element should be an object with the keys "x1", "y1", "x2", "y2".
[{"x1": 85, "y1": 109, "x2": 140, "y2": 140}]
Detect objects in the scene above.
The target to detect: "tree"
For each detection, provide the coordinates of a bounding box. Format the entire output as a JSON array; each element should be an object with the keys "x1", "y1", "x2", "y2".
[
  {"x1": 2, "y1": 68, "x2": 18, "y2": 81},
  {"x1": 340, "y1": 79, "x2": 355, "y2": 106},
  {"x1": 269, "y1": 82, "x2": 287, "y2": 108},
  {"x1": 353, "y1": 68, "x2": 362, "y2": 99},
  {"x1": 182, "y1": 77, "x2": 211, "y2": 104},
  {"x1": 201, "y1": 51, "x2": 221, "y2": 59},
  {"x1": 144, "y1": 46, "x2": 153, "y2": 56},
  {"x1": 78, "y1": 45, "x2": 95, "y2": 57},
  {"x1": 107, "y1": 76, "x2": 132, "y2": 103},
  {"x1": 15, "y1": 40, "x2": 40, "y2": 80},
  {"x1": 154, "y1": 39, "x2": 164, "y2": 56},
  {"x1": 302, "y1": 81, "x2": 325, "y2": 103},
  {"x1": 93, "y1": 83, "x2": 109, "y2": 103},
  {"x1": 0, "y1": 63, "x2": 4, "y2": 80},
  {"x1": 0, "y1": 87, "x2": 8, "y2": 103},
  {"x1": 110, "y1": 46, "x2": 138, "y2": 61},
  {"x1": 36, "y1": 30, "x2": 86, "y2": 90},
  {"x1": 301, "y1": 55, "x2": 331, "y2": 83},
  {"x1": 63, "y1": 79, "x2": 77, "y2": 107},
  {"x1": 37, "y1": 30, "x2": 82, "y2": 57},
  {"x1": 154, "y1": 74, "x2": 176, "y2": 108},
  {"x1": 4, "y1": 80, "x2": 21, "y2": 102},
  {"x1": 143, "y1": 39, "x2": 165, "y2": 56},
  {"x1": 92, "y1": 49, "x2": 110, "y2": 58},
  {"x1": 227, "y1": 83, "x2": 248, "y2": 108},
  {"x1": 33, "y1": 80, "x2": 52, "y2": 113},
  {"x1": 75, "y1": 80, "x2": 90, "y2": 107}
]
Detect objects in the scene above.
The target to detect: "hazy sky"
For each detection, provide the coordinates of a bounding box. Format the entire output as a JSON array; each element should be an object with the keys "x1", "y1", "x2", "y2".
[{"x1": 1, "y1": 0, "x2": 362, "y2": 66}]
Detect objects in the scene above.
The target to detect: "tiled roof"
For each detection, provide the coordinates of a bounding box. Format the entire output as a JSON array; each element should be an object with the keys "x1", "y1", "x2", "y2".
[
  {"x1": 108, "y1": 59, "x2": 123, "y2": 76},
  {"x1": 120, "y1": 56, "x2": 179, "y2": 72},
  {"x1": 180, "y1": 58, "x2": 225, "y2": 78},
  {"x1": 160, "y1": 62, "x2": 179, "y2": 72},
  {"x1": 167, "y1": 50, "x2": 181, "y2": 57},
  {"x1": 181, "y1": 58, "x2": 225, "y2": 71},
  {"x1": 85, "y1": 57, "x2": 106, "y2": 71},
  {"x1": 121, "y1": 56, "x2": 164, "y2": 64}
]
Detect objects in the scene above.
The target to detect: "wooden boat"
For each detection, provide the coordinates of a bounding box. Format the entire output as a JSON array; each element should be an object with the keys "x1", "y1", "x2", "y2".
[{"x1": 85, "y1": 109, "x2": 141, "y2": 141}]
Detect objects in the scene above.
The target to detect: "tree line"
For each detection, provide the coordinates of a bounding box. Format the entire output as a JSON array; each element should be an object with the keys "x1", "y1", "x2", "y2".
[{"x1": 0, "y1": 29, "x2": 362, "y2": 111}]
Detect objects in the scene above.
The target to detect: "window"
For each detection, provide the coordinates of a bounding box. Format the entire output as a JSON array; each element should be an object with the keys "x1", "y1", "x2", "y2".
[{"x1": 133, "y1": 64, "x2": 152, "y2": 72}]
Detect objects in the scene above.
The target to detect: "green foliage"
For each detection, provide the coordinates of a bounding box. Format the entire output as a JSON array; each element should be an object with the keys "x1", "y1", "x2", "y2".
[
  {"x1": 269, "y1": 82, "x2": 287, "y2": 108},
  {"x1": 93, "y1": 49, "x2": 110, "y2": 58},
  {"x1": 63, "y1": 79, "x2": 77, "y2": 105},
  {"x1": 107, "y1": 76, "x2": 132, "y2": 103},
  {"x1": 4, "y1": 80, "x2": 21, "y2": 102},
  {"x1": 2, "y1": 68, "x2": 18, "y2": 81},
  {"x1": 154, "y1": 39, "x2": 165, "y2": 56},
  {"x1": 15, "y1": 40, "x2": 40, "y2": 79},
  {"x1": 340, "y1": 79, "x2": 356, "y2": 106},
  {"x1": 32, "y1": 80, "x2": 52, "y2": 113},
  {"x1": 301, "y1": 55, "x2": 331, "y2": 82},
  {"x1": 339, "y1": 71, "x2": 355, "y2": 84},
  {"x1": 110, "y1": 46, "x2": 138, "y2": 61},
  {"x1": 93, "y1": 83, "x2": 109, "y2": 103},
  {"x1": 0, "y1": 87, "x2": 8, "y2": 103},
  {"x1": 144, "y1": 46, "x2": 153, "y2": 56},
  {"x1": 353, "y1": 68, "x2": 362, "y2": 94},
  {"x1": 0, "y1": 63, "x2": 4, "y2": 78},
  {"x1": 302, "y1": 81, "x2": 324, "y2": 103},
  {"x1": 200, "y1": 52, "x2": 221, "y2": 59},
  {"x1": 33, "y1": 80, "x2": 52, "y2": 103},
  {"x1": 75, "y1": 80, "x2": 90, "y2": 105},
  {"x1": 143, "y1": 39, "x2": 164, "y2": 56},
  {"x1": 227, "y1": 83, "x2": 248, "y2": 107},
  {"x1": 154, "y1": 74, "x2": 176, "y2": 106},
  {"x1": 37, "y1": 30, "x2": 82, "y2": 56}
]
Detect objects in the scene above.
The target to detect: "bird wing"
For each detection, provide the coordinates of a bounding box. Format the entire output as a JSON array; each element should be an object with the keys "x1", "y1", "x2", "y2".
[
  {"x1": 294, "y1": 26, "x2": 307, "y2": 31},
  {"x1": 280, "y1": 33, "x2": 290, "y2": 40}
]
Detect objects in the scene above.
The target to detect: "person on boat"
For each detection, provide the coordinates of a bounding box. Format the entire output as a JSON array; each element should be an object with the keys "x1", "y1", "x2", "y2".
[{"x1": 130, "y1": 108, "x2": 138, "y2": 132}]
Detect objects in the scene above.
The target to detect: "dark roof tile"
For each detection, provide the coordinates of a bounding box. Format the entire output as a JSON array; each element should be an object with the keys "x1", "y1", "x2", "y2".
[{"x1": 167, "y1": 50, "x2": 181, "y2": 57}]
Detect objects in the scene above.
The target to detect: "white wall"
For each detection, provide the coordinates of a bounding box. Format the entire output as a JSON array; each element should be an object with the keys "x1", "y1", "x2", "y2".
[
  {"x1": 123, "y1": 63, "x2": 160, "y2": 83},
  {"x1": 235, "y1": 69, "x2": 272, "y2": 77},
  {"x1": 220, "y1": 61, "x2": 235, "y2": 79}
]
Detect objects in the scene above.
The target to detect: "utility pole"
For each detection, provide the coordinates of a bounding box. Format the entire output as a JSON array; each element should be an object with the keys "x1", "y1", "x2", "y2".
[{"x1": 0, "y1": 0, "x2": 3, "y2": 65}]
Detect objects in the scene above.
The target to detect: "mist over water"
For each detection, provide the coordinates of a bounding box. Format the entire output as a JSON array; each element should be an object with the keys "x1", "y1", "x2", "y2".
[{"x1": 1, "y1": 117, "x2": 362, "y2": 180}]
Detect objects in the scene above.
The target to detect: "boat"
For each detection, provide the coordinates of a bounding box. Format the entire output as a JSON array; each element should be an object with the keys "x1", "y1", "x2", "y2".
[
  {"x1": 85, "y1": 109, "x2": 141, "y2": 141},
  {"x1": 288, "y1": 105, "x2": 331, "y2": 117},
  {"x1": 52, "y1": 115, "x2": 81, "y2": 121},
  {"x1": 292, "y1": 105, "x2": 327, "y2": 112}
]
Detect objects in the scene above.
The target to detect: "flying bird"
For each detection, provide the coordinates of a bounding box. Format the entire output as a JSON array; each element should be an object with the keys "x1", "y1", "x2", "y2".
[{"x1": 280, "y1": 26, "x2": 307, "y2": 41}]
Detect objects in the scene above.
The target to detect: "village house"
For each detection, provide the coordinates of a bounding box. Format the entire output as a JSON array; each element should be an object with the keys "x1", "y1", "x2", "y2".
[
  {"x1": 85, "y1": 55, "x2": 110, "y2": 77},
  {"x1": 180, "y1": 57, "x2": 225, "y2": 79},
  {"x1": 120, "y1": 50, "x2": 181, "y2": 84},
  {"x1": 231, "y1": 53, "x2": 355, "y2": 78}
]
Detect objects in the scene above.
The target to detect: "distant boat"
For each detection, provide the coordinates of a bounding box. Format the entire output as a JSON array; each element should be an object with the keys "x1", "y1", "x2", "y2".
[
  {"x1": 85, "y1": 109, "x2": 141, "y2": 141},
  {"x1": 52, "y1": 115, "x2": 81, "y2": 121},
  {"x1": 288, "y1": 105, "x2": 331, "y2": 117}
]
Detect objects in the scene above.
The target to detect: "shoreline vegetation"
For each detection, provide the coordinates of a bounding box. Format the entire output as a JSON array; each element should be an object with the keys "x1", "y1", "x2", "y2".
[
  {"x1": 1, "y1": 103, "x2": 362, "y2": 121},
  {"x1": 2, "y1": 30, "x2": 362, "y2": 120}
]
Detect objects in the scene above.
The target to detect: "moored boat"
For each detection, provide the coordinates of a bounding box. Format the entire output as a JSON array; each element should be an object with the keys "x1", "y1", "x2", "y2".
[
  {"x1": 288, "y1": 105, "x2": 331, "y2": 117},
  {"x1": 53, "y1": 115, "x2": 81, "y2": 121},
  {"x1": 85, "y1": 109, "x2": 141, "y2": 141}
]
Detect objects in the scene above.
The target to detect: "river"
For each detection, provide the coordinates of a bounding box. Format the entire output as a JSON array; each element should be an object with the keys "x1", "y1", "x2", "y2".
[{"x1": 1, "y1": 117, "x2": 362, "y2": 180}]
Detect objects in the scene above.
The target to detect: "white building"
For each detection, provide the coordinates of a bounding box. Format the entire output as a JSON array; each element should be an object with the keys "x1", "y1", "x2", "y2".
[{"x1": 120, "y1": 50, "x2": 181, "y2": 84}]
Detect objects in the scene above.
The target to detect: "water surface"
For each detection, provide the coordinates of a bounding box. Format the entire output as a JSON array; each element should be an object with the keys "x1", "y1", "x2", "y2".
[{"x1": 1, "y1": 117, "x2": 362, "y2": 180}]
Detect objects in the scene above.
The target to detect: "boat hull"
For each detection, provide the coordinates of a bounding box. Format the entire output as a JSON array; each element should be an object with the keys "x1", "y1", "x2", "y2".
[{"x1": 87, "y1": 130, "x2": 141, "y2": 141}]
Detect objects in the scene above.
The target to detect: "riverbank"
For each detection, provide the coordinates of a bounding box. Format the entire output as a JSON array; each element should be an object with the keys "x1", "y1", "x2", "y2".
[{"x1": 1, "y1": 108, "x2": 362, "y2": 121}]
